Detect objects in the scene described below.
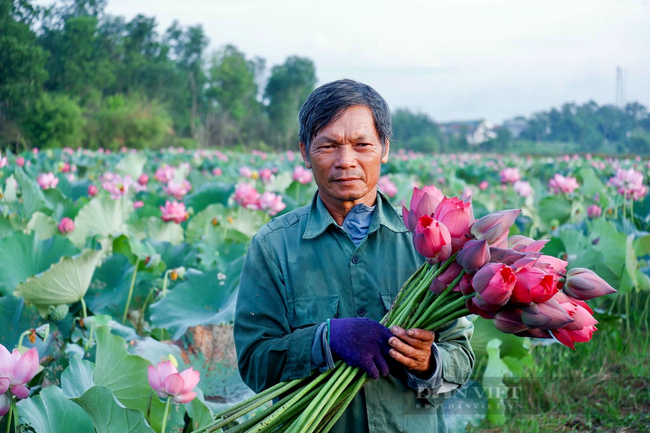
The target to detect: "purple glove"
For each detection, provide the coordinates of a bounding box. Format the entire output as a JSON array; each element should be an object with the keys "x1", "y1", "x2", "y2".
[{"x1": 328, "y1": 317, "x2": 394, "y2": 379}]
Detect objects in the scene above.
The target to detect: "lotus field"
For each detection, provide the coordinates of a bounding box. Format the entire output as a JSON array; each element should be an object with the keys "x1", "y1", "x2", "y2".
[{"x1": 0, "y1": 147, "x2": 648, "y2": 432}]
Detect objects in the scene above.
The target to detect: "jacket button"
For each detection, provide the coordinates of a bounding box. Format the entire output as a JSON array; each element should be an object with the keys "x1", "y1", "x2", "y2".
[
  {"x1": 357, "y1": 307, "x2": 366, "y2": 316},
  {"x1": 351, "y1": 255, "x2": 360, "y2": 264}
]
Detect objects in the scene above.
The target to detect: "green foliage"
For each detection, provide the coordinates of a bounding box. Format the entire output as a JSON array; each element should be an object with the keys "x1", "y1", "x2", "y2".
[
  {"x1": 21, "y1": 92, "x2": 85, "y2": 148},
  {"x1": 17, "y1": 386, "x2": 95, "y2": 433},
  {"x1": 392, "y1": 108, "x2": 443, "y2": 152}
]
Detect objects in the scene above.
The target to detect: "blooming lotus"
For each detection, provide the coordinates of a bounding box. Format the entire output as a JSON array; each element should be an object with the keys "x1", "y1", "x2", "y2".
[
  {"x1": 293, "y1": 166, "x2": 313, "y2": 184},
  {"x1": 134, "y1": 201, "x2": 145, "y2": 209},
  {"x1": 259, "y1": 191, "x2": 286, "y2": 216},
  {"x1": 234, "y1": 183, "x2": 261, "y2": 210},
  {"x1": 0, "y1": 345, "x2": 40, "y2": 408},
  {"x1": 102, "y1": 174, "x2": 142, "y2": 199},
  {"x1": 433, "y1": 197, "x2": 474, "y2": 251},
  {"x1": 470, "y1": 209, "x2": 521, "y2": 248},
  {"x1": 37, "y1": 172, "x2": 59, "y2": 190},
  {"x1": 609, "y1": 168, "x2": 647, "y2": 200},
  {"x1": 563, "y1": 268, "x2": 616, "y2": 300},
  {"x1": 548, "y1": 174, "x2": 579, "y2": 194},
  {"x1": 147, "y1": 361, "x2": 200, "y2": 404},
  {"x1": 160, "y1": 201, "x2": 189, "y2": 224},
  {"x1": 513, "y1": 180, "x2": 532, "y2": 197},
  {"x1": 412, "y1": 215, "x2": 452, "y2": 263},
  {"x1": 57, "y1": 217, "x2": 75, "y2": 235},
  {"x1": 239, "y1": 166, "x2": 253, "y2": 178},
  {"x1": 402, "y1": 185, "x2": 445, "y2": 232},
  {"x1": 377, "y1": 175, "x2": 398, "y2": 198},
  {"x1": 259, "y1": 168, "x2": 274, "y2": 182},
  {"x1": 587, "y1": 204, "x2": 602, "y2": 218},
  {"x1": 155, "y1": 165, "x2": 176, "y2": 183},
  {"x1": 163, "y1": 179, "x2": 192, "y2": 200},
  {"x1": 471, "y1": 263, "x2": 516, "y2": 306},
  {"x1": 499, "y1": 167, "x2": 521, "y2": 184},
  {"x1": 478, "y1": 181, "x2": 489, "y2": 190}
]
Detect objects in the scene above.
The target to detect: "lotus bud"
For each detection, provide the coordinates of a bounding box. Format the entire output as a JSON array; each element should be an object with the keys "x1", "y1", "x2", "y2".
[
  {"x1": 489, "y1": 247, "x2": 540, "y2": 265},
  {"x1": 459, "y1": 274, "x2": 474, "y2": 295},
  {"x1": 466, "y1": 294, "x2": 499, "y2": 319},
  {"x1": 413, "y1": 215, "x2": 452, "y2": 263},
  {"x1": 471, "y1": 263, "x2": 516, "y2": 306},
  {"x1": 57, "y1": 217, "x2": 75, "y2": 234},
  {"x1": 470, "y1": 209, "x2": 521, "y2": 247},
  {"x1": 457, "y1": 239, "x2": 490, "y2": 274},
  {"x1": 521, "y1": 298, "x2": 574, "y2": 330},
  {"x1": 430, "y1": 262, "x2": 463, "y2": 294},
  {"x1": 494, "y1": 309, "x2": 528, "y2": 334},
  {"x1": 508, "y1": 235, "x2": 548, "y2": 253},
  {"x1": 563, "y1": 268, "x2": 616, "y2": 300}
]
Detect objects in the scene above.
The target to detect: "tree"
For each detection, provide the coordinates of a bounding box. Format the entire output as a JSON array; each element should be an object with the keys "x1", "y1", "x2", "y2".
[
  {"x1": 264, "y1": 56, "x2": 316, "y2": 149},
  {"x1": 392, "y1": 108, "x2": 443, "y2": 152}
]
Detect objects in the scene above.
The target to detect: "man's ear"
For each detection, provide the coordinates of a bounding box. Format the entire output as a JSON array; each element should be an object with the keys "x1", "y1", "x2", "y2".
[
  {"x1": 381, "y1": 139, "x2": 390, "y2": 164},
  {"x1": 299, "y1": 142, "x2": 312, "y2": 169}
]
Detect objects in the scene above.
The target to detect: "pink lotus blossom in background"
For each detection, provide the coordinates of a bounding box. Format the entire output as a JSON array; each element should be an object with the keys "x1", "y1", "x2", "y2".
[
  {"x1": 148, "y1": 360, "x2": 200, "y2": 404},
  {"x1": 287, "y1": 150, "x2": 295, "y2": 162},
  {"x1": 214, "y1": 150, "x2": 229, "y2": 162},
  {"x1": 513, "y1": 180, "x2": 532, "y2": 197},
  {"x1": 134, "y1": 201, "x2": 145, "y2": 209},
  {"x1": 163, "y1": 180, "x2": 192, "y2": 200},
  {"x1": 59, "y1": 162, "x2": 70, "y2": 173},
  {"x1": 548, "y1": 174, "x2": 579, "y2": 194},
  {"x1": 155, "y1": 165, "x2": 175, "y2": 183},
  {"x1": 102, "y1": 174, "x2": 143, "y2": 199},
  {"x1": 234, "y1": 183, "x2": 261, "y2": 210},
  {"x1": 377, "y1": 175, "x2": 398, "y2": 197},
  {"x1": 62, "y1": 147, "x2": 74, "y2": 155},
  {"x1": 259, "y1": 168, "x2": 274, "y2": 182},
  {"x1": 160, "y1": 201, "x2": 189, "y2": 223},
  {"x1": 259, "y1": 191, "x2": 286, "y2": 216},
  {"x1": 57, "y1": 217, "x2": 75, "y2": 234},
  {"x1": 138, "y1": 174, "x2": 149, "y2": 185},
  {"x1": 609, "y1": 168, "x2": 647, "y2": 200},
  {"x1": 0, "y1": 345, "x2": 40, "y2": 412},
  {"x1": 37, "y1": 172, "x2": 59, "y2": 190},
  {"x1": 499, "y1": 167, "x2": 521, "y2": 184},
  {"x1": 587, "y1": 205, "x2": 602, "y2": 218},
  {"x1": 16, "y1": 157, "x2": 25, "y2": 167},
  {"x1": 88, "y1": 185, "x2": 98, "y2": 197},
  {"x1": 32, "y1": 148, "x2": 39, "y2": 155},
  {"x1": 478, "y1": 181, "x2": 489, "y2": 191},
  {"x1": 293, "y1": 166, "x2": 313, "y2": 184},
  {"x1": 239, "y1": 166, "x2": 253, "y2": 178},
  {"x1": 461, "y1": 187, "x2": 473, "y2": 201},
  {"x1": 0, "y1": 152, "x2": 7, "y2": 168},
  {"x1": 212, "y1": 167, "x2": 223, "y2": 176}
]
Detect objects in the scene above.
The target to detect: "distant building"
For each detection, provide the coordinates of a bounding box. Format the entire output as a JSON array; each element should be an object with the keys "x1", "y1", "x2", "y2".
[
  {"x1": 501, "y1": 117, "x2": 528, "y2": 138},
  {"x1": 439, "y1": 119, "x2": 497, "y2": 145}
]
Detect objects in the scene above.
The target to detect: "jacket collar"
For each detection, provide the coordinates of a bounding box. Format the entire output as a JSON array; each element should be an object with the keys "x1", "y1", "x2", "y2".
[{"x1": 303, "y1": 189, "x2": 408, "y2": 240}]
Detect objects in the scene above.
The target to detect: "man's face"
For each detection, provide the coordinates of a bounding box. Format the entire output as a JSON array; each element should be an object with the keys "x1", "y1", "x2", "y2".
[{"x1": 300, "y1": 105, "x2": 390, "y2": 205}]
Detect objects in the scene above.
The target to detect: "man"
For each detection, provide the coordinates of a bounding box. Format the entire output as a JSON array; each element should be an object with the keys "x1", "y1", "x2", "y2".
[{"x1": 234, "y1": 79, "x2": 475, "y2": 433}]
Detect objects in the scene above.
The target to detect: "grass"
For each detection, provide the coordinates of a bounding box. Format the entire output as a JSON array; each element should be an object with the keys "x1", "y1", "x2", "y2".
[{"x1": 470, "y1": 309, "x2": 650, "y2": 433}]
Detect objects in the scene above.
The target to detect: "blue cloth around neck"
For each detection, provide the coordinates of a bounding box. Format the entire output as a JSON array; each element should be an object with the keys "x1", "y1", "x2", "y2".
[{"x1": 339, "y1": 203, "x2": 376, "y2": 246}]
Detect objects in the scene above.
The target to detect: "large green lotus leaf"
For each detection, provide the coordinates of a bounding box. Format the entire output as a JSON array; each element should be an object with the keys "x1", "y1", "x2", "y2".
[
  {"x1": 589, "y1": 218, "x2": 627, "y2": 281},
  {"x1": 17, "y1": 385, "x2": 94, "y2": 433},
  {"x1": 128, "y1": 216, "x2": 185, "y2": 245},
  {"x1": 482, "y1": 339, "x2": 510, "y2": 426},
  {"x1": 62, "y1": 357, "x2": 96, "y2": 399},
  {"x1": 14, "y1": 249, "x2": 103, "y2": 317},
  {"x1": 15, "y1": 166, "x2": 52, "y2": 218},
  {"x1": 264, "y1": 171, "x2": 293, "y2": 193},
  {"x1": 4, "y1": 174, "x2": 17, "y2": 202},
  {"x1": 577, "y1": 167, "x2": 606, "y2": 201},
  {"x1": 0, "y1": 231, "x2": 80, "y2": 297},
  {"x1": 86, "y1": 253, "x2": 153, "y2": 317},
  {"x1": 115, "y1": 152, "x2": 148, "y2": 180},
  {"x1": 538, "y1": 195, "x2": 572, "y2": 228},
  {"x1": 469, "y1": 316, "x2": 530, "y2": 360},
  {"x1": 44, "y1": 187, "x2": 81, "y2": 220},
  {"x1": 0, "y1": 215, "x2": 15, "y2": 240},
  {"x1": 183, "y1": 181, "x2": 235, "y2": 213},
  {"x1": 70, "y1": 180, "x2": 93, "y2": 201},
  {"x1": 150, "y1": 240, "x2": 198, "y2": 270},
  {"x1": 150, "y1": 259, "x2": 243, "y2": 340},
  {"x1": 26, "y1": 211, "x2": 58, "y2": 240},
  {"x1": 284, "y1": 180, "x2": 317, "y2": 206},
  {"x1": 0, "y1": 296, "x2": 44, "y2": 349},
  {"x1": 186, "y1": 203, "x2": 230, "y2": 243},
  {"x1": 93, "y1": 327, "x2": 183, "y2": 433},
  {"x1": 229, "y1": 207, "x2": 268, "y2": 238},
  {"x1": 74, "y1": 385, "x2": 154, "y2": 433},
  {"x1": 69, "y1": 196, "x2": 134, "y2": 247}
]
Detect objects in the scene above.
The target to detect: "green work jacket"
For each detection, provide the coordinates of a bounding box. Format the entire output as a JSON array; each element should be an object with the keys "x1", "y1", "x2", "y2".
[{"x1": 234, "y1": 190, "x2": 475, "y2": 433}]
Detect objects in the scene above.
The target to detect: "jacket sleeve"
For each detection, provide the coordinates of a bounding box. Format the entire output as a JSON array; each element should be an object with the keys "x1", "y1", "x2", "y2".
[
  {"x1": 234, "y1": 233, "x2": 319, "y2": 393},
  {"x1": 424, "y1": 316, "x2": 475, "y2": 406}
]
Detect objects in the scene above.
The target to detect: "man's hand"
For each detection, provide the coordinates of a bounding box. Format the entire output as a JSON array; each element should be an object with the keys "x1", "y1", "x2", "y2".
[{"x1": 388, "y1": 326, "x2": 436, "y2": 375}]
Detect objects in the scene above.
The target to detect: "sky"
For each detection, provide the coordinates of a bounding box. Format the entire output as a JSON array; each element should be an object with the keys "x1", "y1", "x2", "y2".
[{"x1": 44, "y1": 0, "x2": 650, "y2": 123}]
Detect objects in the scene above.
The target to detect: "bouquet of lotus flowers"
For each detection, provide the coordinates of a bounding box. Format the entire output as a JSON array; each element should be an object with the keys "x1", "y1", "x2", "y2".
[{"x1": 194, "y1": 185, "x2": 616, "y2": 433}]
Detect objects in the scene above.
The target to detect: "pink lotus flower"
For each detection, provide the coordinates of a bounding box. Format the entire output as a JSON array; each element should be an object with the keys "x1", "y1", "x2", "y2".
[
  {"x1": 499, "y1": 167, "x2": 521, "y2": 184},
  {"x1": 293, "y1": 166, "x2": 313, "y2": 184},
  {"x1": 0, "y1": 152, "x2": 7, "y2": 168},
  {"x1": 378, "y1": 175, "x2": 398, "y2": 197},
  {"x1": 88, "y1": 185, "x2": 98, "y2": 197},
  {"x1": 430, "y1": 262, "x2": 463, "y2": 295},
  {"x1": 0, "y1": 345, "x2": 40, "y2": 408},
  {"x1": 59, "y1": 162, "x2": 70, "y2": 173},
  {"x1": 563, "y1": 268, "x2": 616, "y2": 300},
  {"x1": 513, "y1": 180, "x2": 532, "y2": 197},
  {"x1": 102, "y1": 174, "x2": 142, "y2": 199},
  {"x1": 470, "y1": 209, "x2": 521, "y2": 248},
  {"x1": 212, "y1": 167, "x2": 222, "y2": 176},
  {"x1": 548, "y1": 174, "x2": 579, "y2": 194},
  {"x1": 239, "y1": 166, "x2": 253, "y2": 178},
  {"x1": 550, "y1": 292, "x2": 599, "y2": 349},
  {"x1": 259, "y1": 168, "x2": 274, "y2": 182},
  {"x1": 134, "y1": 201, "x2": 145, "y2": 209},
  {"x1": 259, "y1": 192, "x2": 286, "y2": 216},
  {"x1": 160, "y1": 201, "x2": 188, "y2": 224},
  {"x1": 163, "y1": 180, "x2": 192, "y2": 200},
  {"x1": 510, "y1": 260, "x2": 557, "y2": 304},
  {"x1": 138, "y1": 174, "x2": 149, "y2": 186},
  {"x1": 16, "y1": 157, "x2": 25, "y2": 167},
  {"x1": 155, "y1": 165, "x2": 176, "y2": 183},
  {"x1": 37, "y1": 172, "x2": 59, "y2": 190},
  {"x1": 608, "y1": 168, "x2": 647, "y2": 201},
  {"x1": 57, "y1": 217, "x2": 75, "y2": 234},
  {"x1": 402, "y1": 185, "x2": 445, "y2": 232},
  {"x1": 521, "y1": 298, "x2": 574, "y2": 330},
  {"x1": 433, "y1": 197, "x2": 474, "y2": 251},
  {"x1": 587, "y1": 204, "x2": 602, "y2": 218},
  {"x1": 471, "y1": 263, "x2": 516, "y2": 306},
  {"x1": 234, "y1": 183, "x2": 261, "y2": 210},
  {"x1": 456, "y1": 239, "x2": 490, "y2": 275},
  {"x1": 508, "y1": 235, "x2": 548, "y2": 253},
  {"x1": 493, "y1": 309, "x2": 528, "y2": 334},
  {"x1": 412, "y1": 215, "x2": 452, "y2": 263},
  {"x1": 478, "y1": 181, "x2": 489, "y2": 191},
  {"x1": 147, "y1": 361, "x2": 200, "y2": 404}
]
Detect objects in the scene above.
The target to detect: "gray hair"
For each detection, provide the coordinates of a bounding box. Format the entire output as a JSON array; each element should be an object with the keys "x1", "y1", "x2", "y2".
[{"x1": 298, "y1": 79, "x2": 392, "y2": 159}]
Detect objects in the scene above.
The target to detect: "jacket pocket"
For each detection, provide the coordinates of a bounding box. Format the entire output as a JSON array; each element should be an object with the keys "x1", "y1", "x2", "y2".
[
  {"x1": 287, "y1": 294, "x2": 339, "y2": 329},
  {"x1": 380, "y1": 292, "x2": 399, "y2": 313}
]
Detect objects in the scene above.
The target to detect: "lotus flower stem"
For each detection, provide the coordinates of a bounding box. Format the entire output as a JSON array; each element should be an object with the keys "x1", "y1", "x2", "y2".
[
  {"x1": 424, "y1": 308, "x2": 471, "y2": 332},
  {"x1": 315, "y1": 375, "x2": 369, "y2": 433},
  {"x1": 6, "y1": 398, "x2": 15, "y2": 433},
  {"x1": 294, "y1": 364, "x2": 351, "y2": 430},
  {"x1": 411, "y1": 271, "x2": 465, "y2": 329},
  {"x1": 383, "y1": 262, "x2": 428, "y2": 325},
  {"x1": 80, "y1": 297, "x2": 88, "y2": 319},
  {"x1": 122, "y1": 258, "x2": 141, "y2": 324},
  {"x1": 385, "y1": 264, "x2": 431, "y2": 324},
  {"x1": 302, "y1": 368, "x2": 360, "y2": 433},
  {"x1": 420, "y1": 293, "x2": 474, "y2": 328},
  {"x1": 161, "y1": 397, "x2": 171, "y2": 433}
]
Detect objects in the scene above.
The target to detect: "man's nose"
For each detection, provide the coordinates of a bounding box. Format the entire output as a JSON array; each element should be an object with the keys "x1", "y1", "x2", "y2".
[{"x1": 334, "y1": 145, "x2": 357, "y2": 169}]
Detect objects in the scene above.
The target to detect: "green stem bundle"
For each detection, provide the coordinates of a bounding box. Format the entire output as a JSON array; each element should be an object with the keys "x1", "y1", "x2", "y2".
[{"x1": 195, "y1": 255, "x2": 473, "y2": 433}]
